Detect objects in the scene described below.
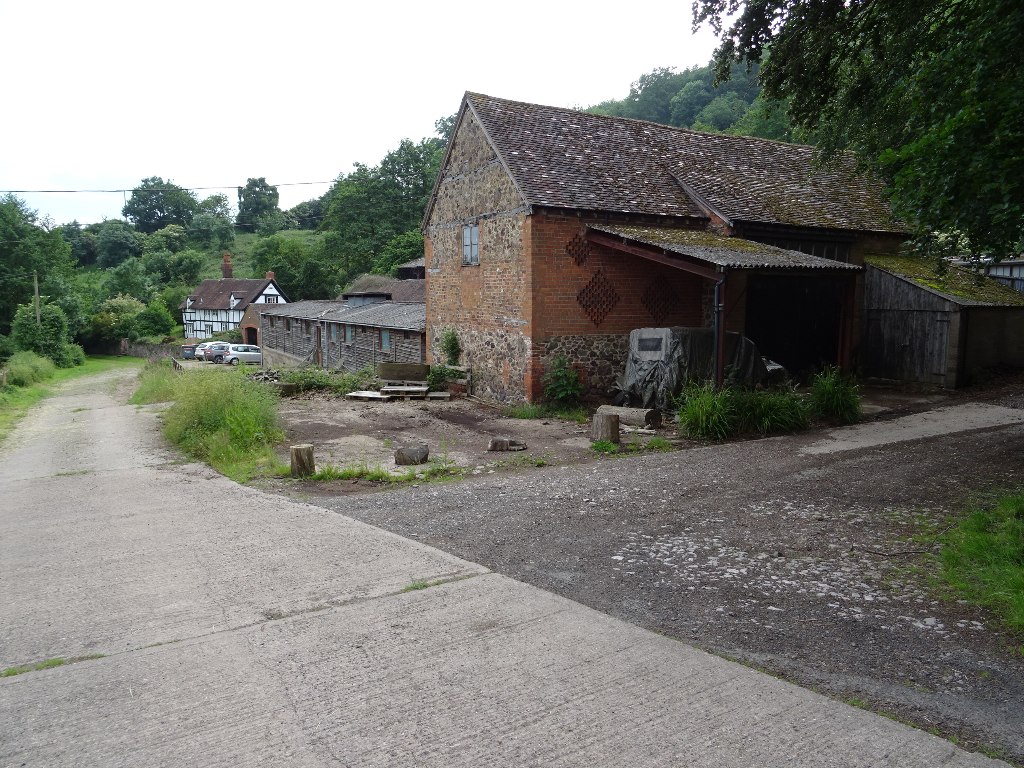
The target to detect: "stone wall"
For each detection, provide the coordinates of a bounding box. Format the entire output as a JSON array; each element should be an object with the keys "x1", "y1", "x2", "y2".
[
  {"x1": 431, "y1": 325, "x2": 531, "y2": 402},
  {"x1": 542, "y1": 334, "x2": 630, "y2": 399}
]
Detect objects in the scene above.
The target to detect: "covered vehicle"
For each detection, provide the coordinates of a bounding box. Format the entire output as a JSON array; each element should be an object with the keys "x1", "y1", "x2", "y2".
[
  {"x1": 617, "y1": 327, "x2": 772, "y2": 411},
  {"x1": 223, "y1": 344, "x2": 262, "y2": 366}
]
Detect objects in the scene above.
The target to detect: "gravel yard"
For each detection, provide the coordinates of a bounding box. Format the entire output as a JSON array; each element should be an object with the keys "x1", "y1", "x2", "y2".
[{"x1": 263, "y1": 386, "x2": 1024, "y2": 764}]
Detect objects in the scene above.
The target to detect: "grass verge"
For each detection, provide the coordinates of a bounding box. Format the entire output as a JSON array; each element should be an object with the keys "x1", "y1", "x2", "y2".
[
  {"x1": 0, "y1": 355, "x2": 143, "y2": 446},
  {"x1": 939, "y1": 492, "x2": 1024, "y2": 635},
  {"x1": 132, "y1": 362, "x2": 283, "y2": 482}
]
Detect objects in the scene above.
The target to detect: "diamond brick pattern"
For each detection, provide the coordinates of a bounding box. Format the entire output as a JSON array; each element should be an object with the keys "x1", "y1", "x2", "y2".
[
  {"x1": 565, "y1": 233, "x2": 591, "y2": 266},
  {"x1": 642, "y1": 280, "x2": 676, "y2": 325},
  {"x1": 577, "y1": 270, "x2": 619, "y2": 327}
]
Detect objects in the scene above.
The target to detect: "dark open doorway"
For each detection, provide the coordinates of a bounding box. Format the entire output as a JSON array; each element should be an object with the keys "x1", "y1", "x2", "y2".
[
  {"x1": 245, "y1": 327, "x2": 258, "y2": 345},
  {"x1": 745, "y1": 275, "x2": 845, "y2": 379}
]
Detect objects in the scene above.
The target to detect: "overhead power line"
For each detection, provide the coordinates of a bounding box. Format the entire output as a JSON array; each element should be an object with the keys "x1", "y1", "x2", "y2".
[{"x1": 0, "y1": 181, "x2": 335, "y2": 194}]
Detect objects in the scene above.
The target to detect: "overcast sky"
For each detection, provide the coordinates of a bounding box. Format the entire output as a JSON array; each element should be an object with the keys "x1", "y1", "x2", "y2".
[{"x1": 2, "y1": 0, "x2": 722, "y2": 226}]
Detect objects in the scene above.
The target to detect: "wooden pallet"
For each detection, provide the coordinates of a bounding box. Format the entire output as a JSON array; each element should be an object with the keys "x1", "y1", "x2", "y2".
[
  {"x1": 345, "y1": 390, "x2": 394, "y2": 401},
  {"x1": 380, "y1": 385, "x2": 429, "y2": 400}
]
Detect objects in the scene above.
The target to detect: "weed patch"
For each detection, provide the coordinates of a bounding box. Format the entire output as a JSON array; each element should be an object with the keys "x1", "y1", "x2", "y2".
[
  {"x1": 134, "y1": 365, "x2": 283, "y2": 482},
  {"x1": 809, "y1": 366, "x2": 862, "y2": 424},
  {"x1": 2, "y1": 653, "x2": 104, "y2": 677},
  {"x1": 504, "y1": 403, "x2": 589, "y2": 423},
  {"x1": 939, "y1": 493, "x2": 1024, "y2": 633},
  {"x1": 281, "y1": 366, "x2": 376, "y2": 395}
]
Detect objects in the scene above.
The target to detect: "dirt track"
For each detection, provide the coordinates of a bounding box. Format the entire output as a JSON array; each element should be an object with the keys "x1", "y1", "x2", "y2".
[{"x1": 266, "y1": 394, "x2": 1024, "y2": 764}]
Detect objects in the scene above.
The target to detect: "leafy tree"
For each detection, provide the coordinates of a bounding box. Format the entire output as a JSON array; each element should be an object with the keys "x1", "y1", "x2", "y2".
[
  {"x1": 121, "y1": 177, "x2": 199, "y2": 234},
  {"x1": 319, "y1": 137, "x2": 443, "y2": 286},
  {"x1": 692, "y1": 92, "x2": 750, "y2": 132},
  {"x1": 199, "y1": 193, "x2": 232, "y2": 218},
  {"x1": 133, "y1": 299, "x2": 176, "y2": 338},
  {"x1": 188, "y1": 212, "x2": 235, "y2": 250},
  {"x1": 0, "y1": 195, "x2": 75, "y2": 335},
  {"x1": 10, "y1": 302, "x2": 70, "y2": 361},
  {"x1": 156, "y1": 284, "x2": 192, "y2": 324},
  {"x1": 95, "y1": 220, "x2": 144, "y2": 268},
  {"x1": 57, "y1": 220, "x2": 99, "y2": 266},
  {"x1": 249, "y1": 233, "x2": 340, "y2": 300},
  {"x1": 255, "y1": 209, "x2": 297, "y2": 237},
  {"x1": 143, "y1": 224, "x2": 188, "y2": 254},
  {"x1": 142, "y1": 248, "x2": 204, "y2": 287},
  {"x1": 103, "y1": 258, "x2": 153, "y2": 303},
  {"x1": 726, "y1": 96, "x2": 808, "y2": 143},
  {"x1": 236, "y1": 177, "x2": 280, "y2": 233},
  {"x1": 669, "y1": 80, "x2": 713, "y2": 127},
  {"x1": 373, "y1": 230, "x2": 424, "y2": 275},
  {"x1": 287, "y1": 199, "x2": 326, "y2": 230},
  {"x1": 693, "y1": 0, "x2": 1024, "y2": 256},
  {"x1": 88, "y1": 295, "x2": 146, "y2": 344}
]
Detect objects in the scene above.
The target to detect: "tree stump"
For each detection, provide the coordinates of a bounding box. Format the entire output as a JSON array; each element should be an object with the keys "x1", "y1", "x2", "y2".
[
  {"x1": 290, "y1": 444, "x2": 315, "y2": 478},
  {"x1": 590, "y1": 413, "x2": 620, "y2": 444}
]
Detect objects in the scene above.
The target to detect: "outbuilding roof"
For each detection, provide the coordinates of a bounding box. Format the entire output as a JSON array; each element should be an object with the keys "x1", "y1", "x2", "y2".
[
  {"x1": 259, "y1": 300, "x2": 425, "y2": 332},
  {"x1": 341, "y1": 276, "x2": 425, "y2": 303},
  {"x1": 458, "y1": 93, "x2": 904, "y2": 235},
  {"x1": 589, "y1": 225, "x2": 862, "y2": 272}
]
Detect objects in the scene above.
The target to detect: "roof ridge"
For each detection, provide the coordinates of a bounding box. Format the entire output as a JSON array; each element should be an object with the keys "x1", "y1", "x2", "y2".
[{"x1": 466, "y1": 91, "x2": 818, "y2": 151}]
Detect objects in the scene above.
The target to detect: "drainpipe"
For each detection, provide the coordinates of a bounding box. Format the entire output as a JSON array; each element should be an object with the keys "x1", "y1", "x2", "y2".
[{"x1": 713, "y1": 270, "x2": 727, "y2": 388}]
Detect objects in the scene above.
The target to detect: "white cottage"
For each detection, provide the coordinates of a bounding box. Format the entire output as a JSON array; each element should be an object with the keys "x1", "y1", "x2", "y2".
[{"x1": 181, "y1": 253, "x2": 288, "y2": 339}]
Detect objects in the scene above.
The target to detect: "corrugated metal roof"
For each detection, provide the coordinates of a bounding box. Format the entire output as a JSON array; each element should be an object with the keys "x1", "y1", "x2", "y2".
[
  {"x1": 590, "y1": 225, "x2": 862, "y2": 271},
  {"x1": 465, "y1": 92, "x2": 905, "y2": 235},
  {"x1": 257, "y1": 300, "x2": 425, "y2": 331}
]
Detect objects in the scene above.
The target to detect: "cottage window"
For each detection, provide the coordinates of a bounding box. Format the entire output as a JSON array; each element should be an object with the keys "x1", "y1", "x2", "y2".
[
  {"x1": 205, "y1": 324, "x2": 214, "y2": 336},
  {"x1": 380, "y1": 329, "x2": 391, "y2": 351},
  {"x1": 265, "y1": 295, "x2": 279, "y2": 304},
  {"x1": 345, "y1": 325, "x2": 354, "y2": 343},
  {"x1": 462, "y1": 223, "x2": 479, "y2": 266}
]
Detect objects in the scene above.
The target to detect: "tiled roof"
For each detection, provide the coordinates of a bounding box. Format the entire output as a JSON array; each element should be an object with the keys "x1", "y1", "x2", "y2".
[
  {"x1": 341, "y1": 276, "x2": 425, "y2": 303},
  {"x1": 258, "y1": 300, "x2": 425, "y2": 332},
  {"x1": 590, "y1": 225, "x2": 861, "y2": 272},
  {"x1": 182, "y1": 278, "x2": 278, "y2": 311},
  {"x1": 465, "y1": 93, "x2": 904, "y2": 235}
]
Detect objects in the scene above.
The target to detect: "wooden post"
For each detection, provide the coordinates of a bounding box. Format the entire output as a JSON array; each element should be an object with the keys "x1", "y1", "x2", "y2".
[
  {"x1": 290, "y1": 444, "x2": 315, "y2": 478},
  {"x1": 590, "y1": 413, "x2": 620, "y2": 444}
]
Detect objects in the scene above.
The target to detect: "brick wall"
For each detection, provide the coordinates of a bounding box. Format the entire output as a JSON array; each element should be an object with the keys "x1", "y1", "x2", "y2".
[
  {"x1": 425, "y1": 110, "x2": 533, "y2": 401},
  {"x1": 526, "y1": 213, "x2": 712, "y2": 399}
]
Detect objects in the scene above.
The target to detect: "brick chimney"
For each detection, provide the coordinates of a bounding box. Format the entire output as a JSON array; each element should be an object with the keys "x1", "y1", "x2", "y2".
[
  {"x1": 265, "y1": 271, "x2": 275, "y2": 280},
  {"x1": 221, "y1": 252, "x2": 233, "y2": 279}
]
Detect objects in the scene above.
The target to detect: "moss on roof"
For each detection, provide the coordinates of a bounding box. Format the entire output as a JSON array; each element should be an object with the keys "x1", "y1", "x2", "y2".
[{"x1": 866, "y1": 254, "x2": 1024, "y2": 306}]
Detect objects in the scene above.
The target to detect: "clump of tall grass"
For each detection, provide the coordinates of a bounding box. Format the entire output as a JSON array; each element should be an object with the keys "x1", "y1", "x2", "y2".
[
  {"x1": 940, "y1": 493, "x2": 1024, "y2": 634},
  {"x1": 135, "y1": 366, "x2": 283, "y2": 481},
  {"x1": 733, "y1": 387, "x2": 810, "y2": 434},
  {"x1": 4, "y1": 351, "x2": 56, "y2": 387},
  {"x1": 677, "y1": 382, "x2": 736, "y2": 440},
  {"x1": 678, "y1": 382, "x2": 810, "y2": 440},
  {"x1": 809, "y1": 366, "x2": 862, "y2": 424},
  {"x1": 129, "y1": 361, "x2": 178, "y2": 404}
]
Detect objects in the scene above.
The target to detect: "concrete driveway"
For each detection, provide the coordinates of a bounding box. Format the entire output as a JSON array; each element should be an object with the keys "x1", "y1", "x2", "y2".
[{"x1": 0, "y1": 369, "x2": 1009, "y2": 766}]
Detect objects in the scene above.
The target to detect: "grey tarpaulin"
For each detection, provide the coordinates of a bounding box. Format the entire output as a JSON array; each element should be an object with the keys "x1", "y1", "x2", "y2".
[{"x1": 617, "y1": 327, "x2": 769, "y2": 410}]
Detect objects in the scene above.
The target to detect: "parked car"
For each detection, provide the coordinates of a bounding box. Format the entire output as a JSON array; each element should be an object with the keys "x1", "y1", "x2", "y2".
[
  {"x1": 180, "y1": 344, "x2": 198, "y2": 359},
  {"x1": 193, "y1": 342, "x2": 214, "y2": 360},
  {"x1": 203, "y1": 342, "x2": 231, "y2": 363},
  {"x1": 223, "y1": 344, "x2": 262, "y2": 366}
]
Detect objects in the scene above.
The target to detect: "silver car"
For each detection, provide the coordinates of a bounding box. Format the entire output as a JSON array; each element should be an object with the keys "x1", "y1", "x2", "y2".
[{"x1": 224, "y1": 344, "x2": 262, "y2": 366}]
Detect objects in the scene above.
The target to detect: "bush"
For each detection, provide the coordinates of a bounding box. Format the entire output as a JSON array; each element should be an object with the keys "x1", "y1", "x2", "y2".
[
  {"x1": 4, "y1": 351, "x2": 57, "y2": 387},
  {"x1": 281, "y1": 366, "x2": 376, "y2": 395},
  {"x1": 542, "y1": 355, "x2": 583, "y2": 406},
  {"x1": 809, "y1": 366, "x2": 862, "y2": 424},
  {"x1": 0, "y1": 334, "x2": 14, "y2": 365},
  {"x1": 440, "y1": 328, "x2": 461, "y2": 366},
  {"x1": 10, "y1": 302, "x2": 70, "y2": 361},
  {"x1": 427, "y1": 364, "x2": 460, "y2": 391},
  {"x1": 52, "y1": 343, "x2": 86, "y2": 369}
]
